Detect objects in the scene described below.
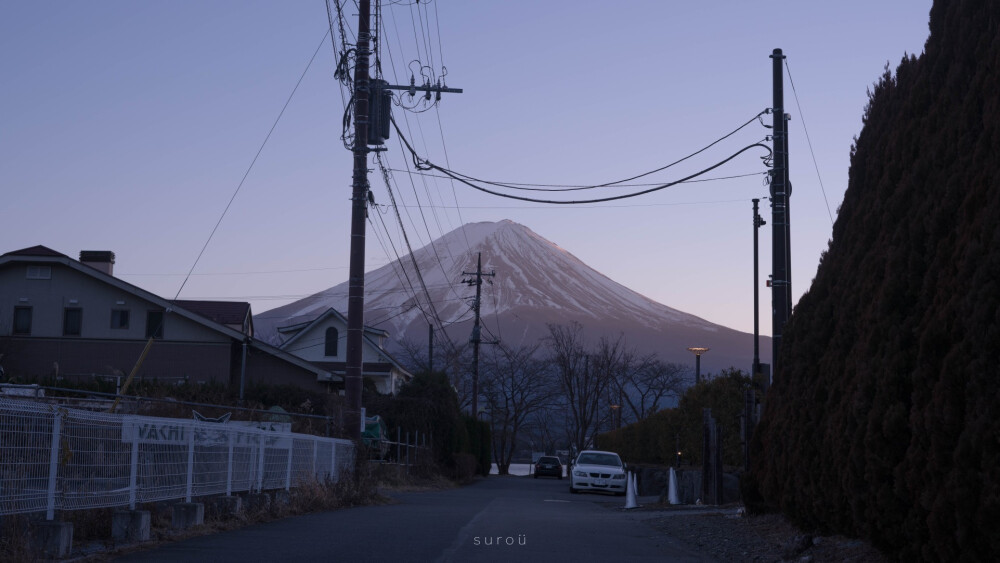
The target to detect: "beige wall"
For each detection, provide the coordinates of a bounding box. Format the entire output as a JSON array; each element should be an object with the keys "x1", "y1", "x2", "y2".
[{"x1": 1, "y1": 263, "x2": 226, "y2": 343}]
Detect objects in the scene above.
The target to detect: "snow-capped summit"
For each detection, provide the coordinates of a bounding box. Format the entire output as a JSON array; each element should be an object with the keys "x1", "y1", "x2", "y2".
[{"x1": 255, "y1": 220, "x2": 768, "y2": 373}]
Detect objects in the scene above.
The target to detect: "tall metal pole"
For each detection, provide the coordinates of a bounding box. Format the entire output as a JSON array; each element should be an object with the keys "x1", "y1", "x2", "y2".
[
  {"x1": 752, "y1": 198, "x2": 765, "y2": 378},
  {"x1": 769, "y1": 48, "x2": 790, "y2": 379},
  {"x1": 688, "y1": 347, "x2": 709, "y2": 384},
  {"x1": 344, "y1": 0, "x2": 372, "y2": 442}
]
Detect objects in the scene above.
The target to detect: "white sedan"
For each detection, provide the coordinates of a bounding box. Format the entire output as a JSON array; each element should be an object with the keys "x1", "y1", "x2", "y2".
[{"x1": 569, "y1": 450, "x2": 627, "y2": 495}]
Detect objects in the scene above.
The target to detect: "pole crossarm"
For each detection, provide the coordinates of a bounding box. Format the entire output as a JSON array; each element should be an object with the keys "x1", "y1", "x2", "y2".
[{"x1": 382, "y1": 84, "x2": 463, "y2": 94}]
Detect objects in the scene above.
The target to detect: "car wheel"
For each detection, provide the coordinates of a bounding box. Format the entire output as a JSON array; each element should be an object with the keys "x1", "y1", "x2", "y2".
[
  {"x1": 533, "y1": 473, "x2": 538, "y2": 479},
  {"x1": 570, "y1": 486, "x2": 578, "y2": 494},
  {"x1": 558, "y1": 474, "x2": 563, "y2": 480}
]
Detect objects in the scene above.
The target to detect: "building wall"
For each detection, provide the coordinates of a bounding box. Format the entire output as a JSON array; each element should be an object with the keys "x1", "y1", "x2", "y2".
[
  {"x1": 0, "y1": 263, "x2": 226, "y2": 343},
  {"x1": 1, "y1": 337, "x2": 232, "y2": 384},
  {"x1": 1, "y1": 262, "x2": 228, "y2": 383},
  {"x1": 243, "y1": 345, "x2": 329, "y2": 393},
  {"x1": 283, "y1": 319, "x2": 383, "y2": 364},
  {"x1": 1, "y1": 259, "x2": 329, "y2": 392}
]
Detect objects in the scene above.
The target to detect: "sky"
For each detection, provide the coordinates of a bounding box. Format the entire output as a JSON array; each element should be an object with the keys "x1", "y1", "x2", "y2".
[{"x1": 2, "y1": 1, "x2": 933, "y2": 337}]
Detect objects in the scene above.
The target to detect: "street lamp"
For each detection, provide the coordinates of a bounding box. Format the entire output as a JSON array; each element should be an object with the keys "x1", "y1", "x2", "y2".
[{"x1": 687, "y1": 347, "x2": 710, "y2": 384}]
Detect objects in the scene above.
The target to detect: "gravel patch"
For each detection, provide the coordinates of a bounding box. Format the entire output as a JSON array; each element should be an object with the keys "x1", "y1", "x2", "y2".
[{"x1": 624, "y1": 502, "x2": 888, "y2": 562}]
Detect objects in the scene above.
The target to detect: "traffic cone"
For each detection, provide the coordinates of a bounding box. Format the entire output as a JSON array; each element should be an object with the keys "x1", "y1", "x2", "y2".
[
  {"x1": 668, "y1": 467, "x2": 681, "y2": 505},
  {"x1": 624, "y1": 472, "x2": 639, "y2": 509}
]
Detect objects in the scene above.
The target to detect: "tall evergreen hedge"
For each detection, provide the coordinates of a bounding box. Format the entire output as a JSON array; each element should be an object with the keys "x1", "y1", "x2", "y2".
[{"x1": 748, "y1": 1, "x2": 1000, "y2": 559}]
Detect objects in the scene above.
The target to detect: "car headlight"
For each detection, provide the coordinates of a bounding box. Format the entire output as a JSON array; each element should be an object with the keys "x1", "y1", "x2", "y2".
[
  {"x1": 612, "y1": 473, "x2": 626, "y2": 480},
  {"x1": 573, "y1": 470, "x2": 587, "y2": 477}
]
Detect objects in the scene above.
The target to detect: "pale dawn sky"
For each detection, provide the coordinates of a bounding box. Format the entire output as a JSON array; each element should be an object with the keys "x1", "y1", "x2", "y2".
[{"x1": 1, "y1": 1, "x2": 933, "y2": 336}]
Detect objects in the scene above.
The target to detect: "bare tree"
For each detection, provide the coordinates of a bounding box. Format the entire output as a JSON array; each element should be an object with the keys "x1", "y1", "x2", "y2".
[
  {"x1": 481, "y1": 342, "x2": 553, "y2": 475},
  {"x1": 546, "y1": 322, "x2": 619, "y2": 453},
  {"x1": 611, "y1": 352, "x2": 687, "y2": 422}
]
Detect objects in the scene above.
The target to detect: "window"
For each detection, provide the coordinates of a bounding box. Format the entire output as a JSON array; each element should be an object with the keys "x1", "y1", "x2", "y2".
[
  {"x1": 111, "y1": 309, "x2": 130, "y2": 329},
  {"x1": 13, "y1": 307, "x2": 32, "y2": 335},
  {"x1": 26, "y1": 266, "x2": 52, "y2": 279},
  {"x1": 145, "y1": 311, "x2": 164, "y2": 339},
  {"x1": 63, "y1": 308, "x2": 82, "y2": 336},
  {"x1": 324, "y1": 327, "x2": 339, "y2": 357}
]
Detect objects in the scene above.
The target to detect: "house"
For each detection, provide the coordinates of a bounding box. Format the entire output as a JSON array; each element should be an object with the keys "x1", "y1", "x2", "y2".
[
  {"x1": 0, "y1": 246, "x2": 338, "y2": 393},
  {"x1": 276, "y1": 308, "x2": 412, "y2": 395}
]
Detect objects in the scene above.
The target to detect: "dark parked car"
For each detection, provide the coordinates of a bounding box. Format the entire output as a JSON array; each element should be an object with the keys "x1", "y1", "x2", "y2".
[{"x1": 534, "y1": 456, "x2": 563, "y2": 479}]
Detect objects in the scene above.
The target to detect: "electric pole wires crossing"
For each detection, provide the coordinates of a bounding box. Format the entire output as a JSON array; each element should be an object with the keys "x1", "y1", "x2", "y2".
[
  {"x1": 463, "y1": 252, "x2": 496, "y2": 418},
  {"x1": 389, "y1": 115, "x2": 774, "y2": 205}
]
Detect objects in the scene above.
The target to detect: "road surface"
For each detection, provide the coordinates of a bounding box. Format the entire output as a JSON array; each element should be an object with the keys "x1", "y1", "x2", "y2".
[{"x1": 114, "y1": 475, "x2": 710, "y2": 562}]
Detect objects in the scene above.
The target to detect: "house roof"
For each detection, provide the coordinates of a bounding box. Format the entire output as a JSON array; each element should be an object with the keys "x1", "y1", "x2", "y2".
[
  {"x1": 0, "y1": 246, "x2": 331, "y2": 382},
  {"x1": 172, "y1": 300, "x2": 252, "y2": 328},
  {"x1": 2, "y1": 245, "x2": 68, "y2": 258},
  {"x1": 277, "y1": 308, "x2": 411, "y2": 380},
  {"x1": 276, "y1": 308, "x2": 389, "y2": 339}
]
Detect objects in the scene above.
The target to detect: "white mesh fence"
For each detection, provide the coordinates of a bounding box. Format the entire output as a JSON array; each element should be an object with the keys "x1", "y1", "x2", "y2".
[{"x1": 0, "y1": 398, "x2": 354, "y2": 518}]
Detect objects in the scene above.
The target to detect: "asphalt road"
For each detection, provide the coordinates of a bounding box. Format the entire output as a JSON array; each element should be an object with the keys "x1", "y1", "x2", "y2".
[{"x1": 114, "y1": 475, "x2": 711, "y2": 562}]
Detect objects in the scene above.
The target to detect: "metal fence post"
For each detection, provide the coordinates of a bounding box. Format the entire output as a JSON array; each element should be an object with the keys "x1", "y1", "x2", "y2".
[
  {"x1": 331, "y1": 441, "x2": 337, "y2": 481},
  {"x1": 45, "y1": 410, "x2": 62, "y2": 521},
  {"x1": 285, "y1": 438, "x2": 293, "y2": 491},
  {"x1": 129, "y1": 430, "x2": 140, "y2": 509},
  {"x1": 186, "y1": 422, "x2": 195, "y2": 503},
  {"x1": 312, "y1": 439, "x2": 318, "y2": 480},
  {"x1": 256, "y1": 433, "x2": 265, "y2": 493},
  {"x1": 226, "y1": 429, "x2": 235, "y2": 496}
]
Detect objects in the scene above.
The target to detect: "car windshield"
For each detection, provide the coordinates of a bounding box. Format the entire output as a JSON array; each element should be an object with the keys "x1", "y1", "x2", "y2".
[
  {"x1": 538, "y1": 457, "x2": 559, "y2": 464},
  {"x1": 576, "y1": 453, "x2": 621, "y2": 467}
]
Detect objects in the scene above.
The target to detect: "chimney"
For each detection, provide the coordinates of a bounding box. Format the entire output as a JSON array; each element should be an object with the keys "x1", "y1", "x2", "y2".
[{"x1": 79, "y1": 250, "x2": 115, "y2": 276}]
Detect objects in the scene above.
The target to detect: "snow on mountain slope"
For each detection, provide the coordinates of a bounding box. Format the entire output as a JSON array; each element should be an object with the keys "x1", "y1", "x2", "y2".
[{"x1": 255, "y1": 220, "x2": 768, "y2": 372}]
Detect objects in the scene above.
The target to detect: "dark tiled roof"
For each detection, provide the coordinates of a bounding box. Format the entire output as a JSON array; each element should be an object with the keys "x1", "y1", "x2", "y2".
[
  {"x1": 173, "y1": 300, "x2": 251, "y2": 326},
  {"x1": 2, "y1": 245, "x2": 67, "y2": 258}
]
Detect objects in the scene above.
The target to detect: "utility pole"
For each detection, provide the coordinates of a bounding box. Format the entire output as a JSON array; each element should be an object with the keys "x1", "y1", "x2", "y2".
[
  {"x1": 344, "y1": 0, "x2": 373, "y2": 442},
  {"x1": 462, "y1": 252, "x2": 494, "y2": 417},
  {"x1": 752, "y1": 198, "x2": 765, "y2": 379},
  {"x1": 342, "y1": 2, "x2": 461, "y2": 441},
  {"x1": 769, "y1": 48, "x2": 792, "y2": 380}
]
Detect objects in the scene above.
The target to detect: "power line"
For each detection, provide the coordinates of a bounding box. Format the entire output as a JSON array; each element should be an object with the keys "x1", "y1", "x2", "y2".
[
  {"x1": 393, "y1": 115, "x2": 773, "y2": 204},
  {"x1": 785, "y1": 59, "x2": 835, "y2": 225},
  {"x1": 173, "y1": 29, "x2": 331, "y2": 301},
  {"x1": 374, "y1": 154, "x2": 462, "y2": 357},
  {"x1": 386, "y1": 169, "x2": 766, "y2": 188},
  {"x1": 375, "y1": 196, "x2": 760, "y2": 210},
  {"x1": 416, "y1": 109, "x2": 768, "y2": 194}
]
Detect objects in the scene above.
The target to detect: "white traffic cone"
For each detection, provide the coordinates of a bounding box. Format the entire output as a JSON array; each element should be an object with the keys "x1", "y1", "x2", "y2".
[
  {"x1": 624, "y1": 471, "x2": 639, "y2": 509},
  {"x1": 668, "y1": 467, "x2": 681, "y2": 505}
]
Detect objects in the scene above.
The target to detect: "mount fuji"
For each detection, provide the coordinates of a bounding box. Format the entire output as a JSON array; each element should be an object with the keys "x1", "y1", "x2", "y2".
[{"x1": 254, "y1": 220, "x2": 769, "y2": 375}]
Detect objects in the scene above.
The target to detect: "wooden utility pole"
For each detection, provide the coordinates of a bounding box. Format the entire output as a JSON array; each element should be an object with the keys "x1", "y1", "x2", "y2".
[
  {"x1": 343, "y1": 2, "x2": 461, "y2": 441},
  {"x1": 463, "y1": 252, "x2": 494, "y2": 417},
  {"x1": 344, "y1": 0, "x2": 372, "y2": 442}
]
